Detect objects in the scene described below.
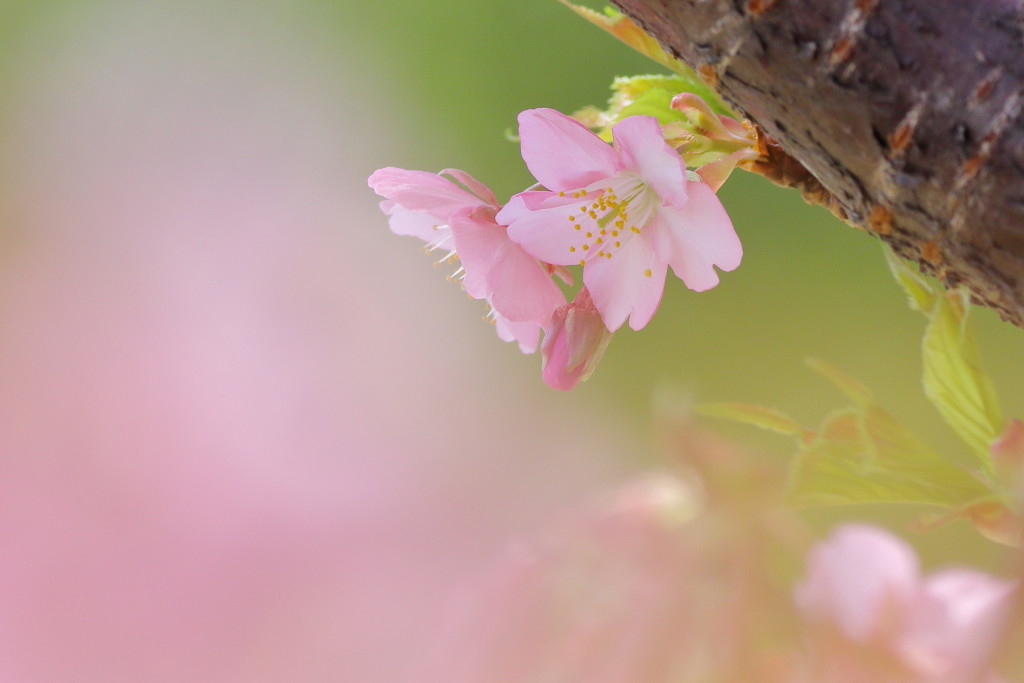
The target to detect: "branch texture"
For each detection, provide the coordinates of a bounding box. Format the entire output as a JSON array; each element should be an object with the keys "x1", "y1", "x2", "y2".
[{"x1": 613, "y1": 0, "x2": 1024, "y2": 327}]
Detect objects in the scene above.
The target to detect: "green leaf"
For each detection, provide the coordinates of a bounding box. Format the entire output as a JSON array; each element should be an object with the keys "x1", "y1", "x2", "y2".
[
  {"x1": 786, "y1": 407, "x2": 991, "y2": 507},
  {"x1": 699, "y1": 390, "x2": 991, "y2": 508},
  {"x1": 558, "y1": 2, "x2": 689, "y2": 74},
  {"x1": 805, "y1": 358, "x2": 873, "y2": 408},
  {"x1": 790, "y1": 359, "x2": 992, "y2": 507},
  {"x1": 610, "y1": 75, "x2": 732, "y2": 117},
  {"x1": 922, "y1": 290, "x2": 1003, "y2": 473},
  {"x1": 884, "y1": 245, "x2": 935, "y2": 313},
  {"x1": 614, "y1": 88, "x2": 683, "y2": 125},
  {"x1": 697, "y1": 402, "x2": 808, "y2": 439},
  {"x1": 883, "y1": 245, "x2": 1003, "y2": 474}
]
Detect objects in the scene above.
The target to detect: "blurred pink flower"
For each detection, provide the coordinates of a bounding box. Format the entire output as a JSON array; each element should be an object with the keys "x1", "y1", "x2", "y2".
[
  {"x1": 796, "y1": 524, "x2": 1015, "y2": 682},
  {"x1": 0, "y1": 3, "x2": 634, "y2": 680},
  {"x1": 411, "y1": 439, "x2": 803, "y2": 683},
  {"x1": 498, "y1": 108, "x2": 741, "y2": 332},
  {"x1": 992, "y1": 419, "x2": 1024, "y2": 482},
  {"x1": 411, "y1": 474, "x2": 710, "y2": 683}
]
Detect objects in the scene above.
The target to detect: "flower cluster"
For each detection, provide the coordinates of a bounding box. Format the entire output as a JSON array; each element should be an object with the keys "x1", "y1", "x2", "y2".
[
  {"x1": 409, "y1": 463, "x2": 1018, "y2": 682},
  {"x1": 369, "y1": 105, "x2": 744, "y2": 390},
  {"x1": 797, "y1": 524, "x2": 1015, "y2": 682}
]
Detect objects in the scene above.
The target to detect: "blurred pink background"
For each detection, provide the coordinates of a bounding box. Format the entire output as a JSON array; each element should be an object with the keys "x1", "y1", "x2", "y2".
[
  {"x1": 5, "y1": 1, "x2": 1022, "y2": 680},
  {"x1": 0, "y1": 2, "x2": 636, "y2": 680}
]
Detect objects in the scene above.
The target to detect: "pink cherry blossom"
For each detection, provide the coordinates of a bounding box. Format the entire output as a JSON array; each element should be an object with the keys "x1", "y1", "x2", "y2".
[
  {"x1": 796, "y1": 524, "x2": 1015, "y2": 682},
  {"x1": 448, "y1": 206, "x2": 564, "y2": 328},
  {"x1": 497, "y1": 108, "x2": 742, "y2": 332},
  {"x1": 492, "y1": 309, "x2": 543, "y2": 354},
  {"x1": 369, "y1": 167, "x2": 495, "y2": 250},
  {"x1": 368, "y1": 167, "x2": 564, "y2": 349},
  {"x1": 540, "y1": 287, "x2": 612, "y2": 391}
]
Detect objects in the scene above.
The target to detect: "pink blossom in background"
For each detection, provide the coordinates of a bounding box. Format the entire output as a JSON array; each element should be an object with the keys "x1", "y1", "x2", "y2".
[
  {"x1": 411, "y1": 474, "x2": 713, "y2": 683},
  {"x1": 9, "y1": 2, "x2": 1024, "y2": 682},
  {"x1": 796, "y1": 524, "x2": 1016, "y2": 682},
  {"x1": 992, "y1": 419, "x2": 1024, "y2": 486},
  {"x1": 410, "y1": 420, "x2": 814, "y2": 683},
  {"x1": 0, "y1": 3, "x2": 633, "y2": 681},
  {"x1": 497, "y1": 108, "x2": 742, "y2": 332}
]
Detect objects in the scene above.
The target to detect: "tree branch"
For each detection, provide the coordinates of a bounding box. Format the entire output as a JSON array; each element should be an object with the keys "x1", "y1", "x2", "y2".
[{"x1": 613, "y1": 0, "x2": 1024, "y2": 327}]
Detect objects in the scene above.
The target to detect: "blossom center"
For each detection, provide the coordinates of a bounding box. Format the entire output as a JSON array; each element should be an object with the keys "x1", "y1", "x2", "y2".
[{"x1": 560, "y1": 173, "x2": 652, "y2": 267}]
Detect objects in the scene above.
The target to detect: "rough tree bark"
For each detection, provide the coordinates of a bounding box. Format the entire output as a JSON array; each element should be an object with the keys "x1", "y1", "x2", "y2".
[{"x1": 612, "y1": 0, "x2": 1024, "y2": 327}]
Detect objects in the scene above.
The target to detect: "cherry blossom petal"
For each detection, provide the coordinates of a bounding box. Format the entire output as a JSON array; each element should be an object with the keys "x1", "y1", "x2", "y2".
[
  {"x1": 503, "y1": 201, "x2": 583, "y2": 267},
  {"x1": 796, "y1": 524, "x2": 920, "y2": 642},
  {"x1": 495, "y1": 190, "x2": 551, "y2": 226},
  {"x1": 440, "y1": 168, "x2": 498, "y2": 206},
  {"x1": 541, "y1": 289, "x2": 612, "y2": 391},
  {"x1": 651, "y1": 181, "x2": 741, "y2": 292},
  {"x1": 612, "y1": 115, "x2": 689, "y2": 210},
  {"x1": 902, "y1": 569, "x2": 1015, "y2": 675},
  {"x1": 368, "y1": 167, "x2": 484, "y2": 217},
  {"x1": 583, "y1": 236, "x2": 666, "y2": 332},
  {"x1": 518, "y1": 108, "x2": 622, "y2": 192},
  {"x1": 696, "y1": 149, "x2": 756, "y2": 193},
  {"x1": 541, "y1": 308, "x2": 578, "y2": 392},
  {"x1": 798, "y1": 525, "x2": 1016, "y2": 681},
  {"x1": 486, "y1": 245, "x2": 564, "y2": 323},
  {"x1": 447, "y1": 210, "x2": 504, "y2": 299},
  {"x1": 493, "y1": 312, "x2": 542, "y2": 354},
  {"x1": 449, "y1": 209, "x2": 564, "y2": 324},
  {"x1": 383, "y1": 203, "x2": 447, "y2": 243}
]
